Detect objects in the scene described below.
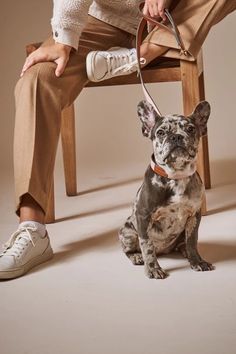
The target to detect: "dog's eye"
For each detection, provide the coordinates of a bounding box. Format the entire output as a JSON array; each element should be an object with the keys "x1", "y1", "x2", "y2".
[
  {"x1": 157, "y1": 129, "x2": 165, "y2": 136},
  {"x1": 187, "y1": 125, "x2": 196, "y2": 133}
]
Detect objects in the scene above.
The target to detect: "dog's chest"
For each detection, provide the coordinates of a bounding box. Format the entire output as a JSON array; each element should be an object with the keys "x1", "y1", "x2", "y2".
[{"x1": 148, "y1": 178, "x2": 203, "y2": 254}]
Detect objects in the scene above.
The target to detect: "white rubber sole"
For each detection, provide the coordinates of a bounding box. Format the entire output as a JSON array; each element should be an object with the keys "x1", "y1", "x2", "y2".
[
  {"x1": 86, "y1": 51, "x2": 98, "y2": 82},
  {"x1": 0, "y1": 243, "x2": 54, "y2": 280}
]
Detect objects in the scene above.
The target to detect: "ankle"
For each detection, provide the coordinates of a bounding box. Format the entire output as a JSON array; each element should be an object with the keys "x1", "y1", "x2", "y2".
[
  {"x1": 20, "y1": 194, "x2": 45, "y2": 224},
  {"x1": 19, "y1": 221, "x2": 46, "y2": 237}
]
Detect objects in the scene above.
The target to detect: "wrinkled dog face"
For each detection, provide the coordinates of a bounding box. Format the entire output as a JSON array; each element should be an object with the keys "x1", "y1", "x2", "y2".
[
  {"x1": 137, "y1": 100, "x2": 211, "y2": 170},
  {"x1": 152, "y1": 114, "x2": 199, "y2": 168}
]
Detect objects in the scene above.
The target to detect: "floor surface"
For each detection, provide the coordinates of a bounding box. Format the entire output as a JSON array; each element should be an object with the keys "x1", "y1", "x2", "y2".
[{"x1": 0, "y1": 163, "x2": 236, "y2": 354}]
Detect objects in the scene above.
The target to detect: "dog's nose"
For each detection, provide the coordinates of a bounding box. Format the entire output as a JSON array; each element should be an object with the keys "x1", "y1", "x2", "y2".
[{"x1": 170, "y1": 134, "x2": 184, "y2": 144}]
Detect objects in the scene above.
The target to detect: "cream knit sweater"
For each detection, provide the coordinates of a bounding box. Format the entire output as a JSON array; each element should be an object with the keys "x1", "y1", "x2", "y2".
[{"x1": 51, "y1": 0, "x2": 142, "y2": 50}]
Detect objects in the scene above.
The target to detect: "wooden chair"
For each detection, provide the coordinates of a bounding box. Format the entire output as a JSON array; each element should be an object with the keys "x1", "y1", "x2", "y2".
[{"x1": 26, "y1": 44, "x2": 211, "y2": 222}]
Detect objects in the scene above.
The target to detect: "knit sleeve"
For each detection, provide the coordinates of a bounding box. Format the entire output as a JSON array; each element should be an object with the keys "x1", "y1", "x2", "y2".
[{"x1": 51, "y1": 0, "x2": 93, "y2": 50}]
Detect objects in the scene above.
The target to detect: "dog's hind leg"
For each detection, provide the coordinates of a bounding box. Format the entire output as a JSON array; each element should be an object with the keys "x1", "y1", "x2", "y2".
[
  {"x1": 175, "y1": 231, "x2": 187, "y2": 258},
  {"x1": 118, "y1": 220, "x2": 144, "y2": 265}
]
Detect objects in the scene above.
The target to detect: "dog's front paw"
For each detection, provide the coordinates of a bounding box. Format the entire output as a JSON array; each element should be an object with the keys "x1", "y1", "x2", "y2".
[
  {"x1": 128, "y1": 253, "x2": 144, "y2": 265},
  {"x1": 191, "y1": 260, "x2": 214, "y2": 272},
  {"x1": 145, "y1": 265, "x2": 168, "y2": 279}
]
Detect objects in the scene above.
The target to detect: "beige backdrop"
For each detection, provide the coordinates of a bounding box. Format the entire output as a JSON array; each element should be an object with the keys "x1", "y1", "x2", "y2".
[{"x1": 0, "y1": 1, "x2": 236, "y2": 209}]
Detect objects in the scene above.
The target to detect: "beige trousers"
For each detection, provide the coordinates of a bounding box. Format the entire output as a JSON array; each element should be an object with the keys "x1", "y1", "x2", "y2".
[
  {"x1": 14, "y1": 0, "x2": 235, "y2": 216},
  {"x1": 145, "y1": 0, "x2": 236, "y2": 60}
]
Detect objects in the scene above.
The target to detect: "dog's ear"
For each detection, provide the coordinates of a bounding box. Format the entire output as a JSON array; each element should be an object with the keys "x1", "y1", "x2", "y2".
[
  {"x1": 189, "y1": 101, "x2": 211, "y2": 136},
  {"x1": 137, "y1": 100, "x2": 160, "y2": 138}
]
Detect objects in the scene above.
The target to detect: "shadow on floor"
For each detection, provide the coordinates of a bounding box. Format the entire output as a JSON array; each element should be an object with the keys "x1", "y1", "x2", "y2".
[
  {"x1": 76, "y1": 176, "x2": 143, "y2": 196},
  {"x1": 27, "y1": 236, "x2": 236, "y2": 277},
  {"x1": 55, "y1": 176, "x2": 143, "y2": 223},
  {"x1": 28, "y1": 229, "x2": 119, "y2": 276},
  {"x1": 198, "y1": 241, "x2": 236, "y2": 264},
  {"x1": 56, "y1": 202, "x2": 132, "y2": 223},
  {"x1": 207, "y1": 203, "x2": 236, "y2": 215}
]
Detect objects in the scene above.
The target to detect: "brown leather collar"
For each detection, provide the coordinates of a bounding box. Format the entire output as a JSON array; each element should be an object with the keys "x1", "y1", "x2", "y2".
[
  {"x1": 150, "y1": 157, "x2": 169, "y2": 178},
  {"x1": 150, "y1": 155, "x2": 196, "y2": 180}
]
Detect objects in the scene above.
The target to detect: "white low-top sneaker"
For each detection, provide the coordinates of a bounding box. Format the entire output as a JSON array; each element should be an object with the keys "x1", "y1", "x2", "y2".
[
  {"x1": 0, "y1": 223, "x2": 53, "y2": 280},
  {"x1": 86, "y1": 47, "x2": 146, "y2": 82}
]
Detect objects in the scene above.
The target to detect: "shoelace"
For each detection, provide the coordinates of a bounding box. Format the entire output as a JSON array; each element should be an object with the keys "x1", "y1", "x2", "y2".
[
  {"x1": 107, "y1": 51, "x2": 146, "y2": 75},
  {"x1": 113, "y1": 57, "x2": 146, "y2": 75},
  {"x1": 0, "y1": 226, "x2": 37, "y2": 258}
]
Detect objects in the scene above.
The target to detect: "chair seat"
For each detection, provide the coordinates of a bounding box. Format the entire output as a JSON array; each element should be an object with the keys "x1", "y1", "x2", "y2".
[{"x1": 86, "y1": 58, "x2": 182, "y2": 88}]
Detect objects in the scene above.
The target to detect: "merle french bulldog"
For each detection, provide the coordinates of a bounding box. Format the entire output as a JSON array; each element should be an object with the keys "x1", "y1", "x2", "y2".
[{"x1": 119, "y1": 100, "x2": 214, "y2": 279}]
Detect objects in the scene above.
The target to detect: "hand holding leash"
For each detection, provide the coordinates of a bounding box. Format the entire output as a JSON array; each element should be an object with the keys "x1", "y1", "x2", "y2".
[
  {"x1": 143, "y1": 0, "x2": 169, "y2": 21},
  {"x1": 136, "y1": 2, "x2": 189, "y2": 115}
]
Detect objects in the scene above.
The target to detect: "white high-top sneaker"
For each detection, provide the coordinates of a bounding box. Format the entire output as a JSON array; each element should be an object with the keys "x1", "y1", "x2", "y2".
[
  {"x1": 86, "y1": 47, "x2": 146, "y2": 82},
  {"x1": 0, "y1": 223, "x2": 53, "y2": 280}
]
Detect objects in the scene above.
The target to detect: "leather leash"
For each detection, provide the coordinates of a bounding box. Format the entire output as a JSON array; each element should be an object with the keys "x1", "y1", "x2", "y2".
[{"x1": 136, "y1": 2, "x2": 189, "y2": 116}]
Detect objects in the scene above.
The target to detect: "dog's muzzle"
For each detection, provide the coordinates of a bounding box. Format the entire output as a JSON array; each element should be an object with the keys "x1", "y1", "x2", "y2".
[{"x1": 162, "y1": 134, "x2": 193, "y2": 160}]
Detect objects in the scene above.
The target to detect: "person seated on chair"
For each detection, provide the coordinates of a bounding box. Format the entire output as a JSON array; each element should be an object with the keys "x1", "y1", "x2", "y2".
[{"x1": 0, "y1": 0, "x2": 235, "y2": 280}]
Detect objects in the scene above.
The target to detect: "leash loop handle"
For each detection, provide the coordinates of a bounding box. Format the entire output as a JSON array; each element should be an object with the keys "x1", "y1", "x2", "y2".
[{"x1": 136, "y1": 2, "x2": 188, "y2": 116}]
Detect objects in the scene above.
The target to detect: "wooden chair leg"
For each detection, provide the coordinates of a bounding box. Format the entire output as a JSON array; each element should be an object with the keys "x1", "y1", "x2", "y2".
[
  {"x1": 180, "y1": 57, "x2": 210, "y2": 215},
  {"x1": 61, "y1": 104, "x2": 77, "y2": 196},
  {"x1": 45, "y1": 178, "x2": 55, "y2": 223},
  {"x1": 180, "y1": 56, "x2": 211, "y2": 190},
  {"x1": 198, "y1": 71, "x2": 211, "y2": 189}
]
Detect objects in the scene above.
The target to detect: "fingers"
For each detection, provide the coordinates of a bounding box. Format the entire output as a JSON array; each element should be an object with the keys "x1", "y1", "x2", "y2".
[
  {"x1": 21, "y1": 55, "x2": 37, "y2": 77},
  {"x1": 143, "y1": 0, "x2": 158, "y2": 17},
  {"x1": 20, "y1": 43, "x2": 71, "y2": 78},
  {"x1": 143, "y1": 1, "x2": 157, "y2": 29},
  {"x1": 158, "y1": 9, "x2": 167, "y2": 21},
  {"x1": 150, "y1": 2, "x2": 159, "y2": 17},
  {"x1": 55, "y1": 56, "x2": 69, "y2": 77},
  {"x1": 20, "y1": 48, "x2": 48, "y2": 77},
  {"x1": 158, "y1": 2, "x2": 167, "y2": 21},
  {"x1": 143, "y1": 2, "x2": 149, "y2": 16},
  {"x1": 143, "y1": 0, "x2": 167, "y2": 21}
]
